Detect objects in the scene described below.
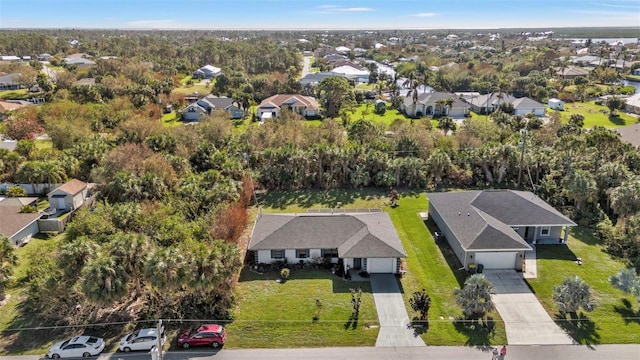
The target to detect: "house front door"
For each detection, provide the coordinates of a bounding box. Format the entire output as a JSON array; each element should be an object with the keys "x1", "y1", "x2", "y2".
[
  {"x1": 353, "y1": 258, "x2": 362, "y2": 269},
  {"x1": 524, "y1": 227, "x2": 530, "y2": 241}
]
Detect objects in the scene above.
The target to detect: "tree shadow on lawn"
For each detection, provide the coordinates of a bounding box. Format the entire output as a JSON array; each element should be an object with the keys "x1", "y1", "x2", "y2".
[
  {"x1": 257, "y1": 189, "x2": 387, "y2": 210},
  {"x1": 452, "y1": 316, "x2": 496, "y2": 346},
  {"x1": 607, "y1": 114, "x2": 626, "y2": 126},
  {"x1": 613, "y1": 298, "x2": 640, "y2": 326},
  {"x1": 535, "y1": 244, "x2": 579, "y2": 261},
  {"x1": 571, "y1": 226, "x2": 602, "y2": 247},
  {"x1": 554, "y1": 312, "x2": 600, "y2": 345},
  {"x1": 423, "y1": 219, "x2": 468, "y2": 287}
]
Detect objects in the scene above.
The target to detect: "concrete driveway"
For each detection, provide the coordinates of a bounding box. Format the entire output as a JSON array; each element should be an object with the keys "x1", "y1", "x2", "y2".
[
  {"x1": 483, "y1": 270, "x2": 574, "y2": 345},
  {"x1": 369, "y1": 274, "x2": 426, "y2": 347}
]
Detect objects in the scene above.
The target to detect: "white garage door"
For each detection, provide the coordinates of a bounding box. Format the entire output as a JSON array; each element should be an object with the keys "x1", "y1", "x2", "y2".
[
  {"x1": 368, "y1": 258, "x2": 395, "y2": 273},
  {"x1": 474, "y1": 252, "x2": 516, "y2": 270}
]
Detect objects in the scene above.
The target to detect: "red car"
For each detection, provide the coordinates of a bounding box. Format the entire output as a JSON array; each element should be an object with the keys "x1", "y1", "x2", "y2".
[{"x1": 177, "y1": 324, "x2": 227, "y2": 349}]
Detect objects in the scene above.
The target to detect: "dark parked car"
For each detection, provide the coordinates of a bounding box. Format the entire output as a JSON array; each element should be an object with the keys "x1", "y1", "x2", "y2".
[{"x1": 177, "y1": 324, "x2": 227, "y2": 349}]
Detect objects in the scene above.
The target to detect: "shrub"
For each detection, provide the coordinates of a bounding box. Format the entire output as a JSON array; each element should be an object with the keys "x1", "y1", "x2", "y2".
[
  {"x1": 280, "y1": 268, "x2": 290, "y2": 280},
  {"x1": 6, "y1": 186, "x2": 27, "y2": 197},
  {"x1": 20, "y1": 205, "x2": 37, "y2": 213}
]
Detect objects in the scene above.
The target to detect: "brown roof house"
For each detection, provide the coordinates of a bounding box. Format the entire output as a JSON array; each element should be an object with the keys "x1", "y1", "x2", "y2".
[
  {"x1": 0, "y1": 197, "x2": 41, "y2": 246},
  {"x1": 256, "y1": 94, "x2": 319, "y2": 121},
  {"x1": 47, "y1": 179, "x2": 89, "y2": 212},
  {"x1": 248, "y1": 211, "x2": 407, "y2": 274}
]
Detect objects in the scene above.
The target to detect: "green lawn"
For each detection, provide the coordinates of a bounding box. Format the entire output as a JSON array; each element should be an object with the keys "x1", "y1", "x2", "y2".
[
  {"x1": 526, "y1": 227, "x2": 640, "y2": 345},
  {"x1": 252, "y1": 189, "x2": 507, "y2": 346},
  {"x1": 161, "y1": 112, "x2": 182, "y2": 127},
  {"x1": 347, "y1": 103, "x2": 411, "y2": 127},
  {"x1": 226, "y1": 269, "x2": 379, "y2": 348},
  {"x1": 550, "y1": 101, "x2": 638, "y2": 129},
  {"x1": 0, "y1": 89, "x2": 28, "y2": 100}
]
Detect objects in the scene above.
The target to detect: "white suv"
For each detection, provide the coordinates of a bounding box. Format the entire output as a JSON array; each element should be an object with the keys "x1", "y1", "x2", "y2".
[{"x1": 119, "y1": 327, "x2": 166, "y2": 352}]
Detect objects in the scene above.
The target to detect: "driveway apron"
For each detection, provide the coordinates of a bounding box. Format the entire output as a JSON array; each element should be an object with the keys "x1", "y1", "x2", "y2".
[
  {"x1": 369, "y1": 274, "x2": 426, "y2": 347},
  {"x1": 484, "y1": 270, "x2": 574, "y2": 345}
]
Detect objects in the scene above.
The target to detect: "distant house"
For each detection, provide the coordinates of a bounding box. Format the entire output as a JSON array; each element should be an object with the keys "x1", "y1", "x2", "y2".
[
  {"x1": 633, "y1": 69, "x2": 640, "y2": 76},
  {"x1": 299, "y1": 72, "x2": 345, "y2": 87},
  {"x1": 331, "y1": 61, "x2": 369, "y2": 84},
  {"x1": 38, "y1": 53, "x2": 52, "y2": 61},
  {"x1": 556, "y1": 66, "x2": 589, "y2": 79},
  {"x1": 572, "y1": 55, "x2": 605, "y2": 67},
  {"x1": 47, "y1": 179, "x2": 88, "y2": 212},
  {"x1": 427, "y1": 190, "x2": 576, "y2": 270},
  {"x1": 0, "y1": 55, "x2": 21, "y2": 62},
  {"x1": 548, "y1": 98, "x2": 565, "y2": 111},
  {"x1": 256, "y1": 94, "x2": 319, "y2": 121},
  {"x1": 624, "y1": 93, "x2": 640, "y2": 115},
  {"x1": 0, "y1": 73, "x2": 23, "y2": 91},
  {"x1": 401, "y1": 92, "x2": 470, "y2": 118},
  {"x1": 462, "y1": 93, "x2": 545, "y2": 116},
  {"x1": 0, "y1": 197, "x2": 41, "y2": 246},
  {"x1": 0, "y1": 100, "x2": 30, "y2": 120},
  {"x1": 511, "y1": 97, "x2": 546, "y2": 117},
  {"x1": 64, "y1": 57, "x2": 96, "y2": 68},
  {"x1": 192, "y1": 65, "x2": 222, "y2": 79},
  {"x1": 248, "y1": 211, "x2": 407, "y2": 274},
  {"x1": 181, "y1": 95, "x2": 243, "y2": 121}
]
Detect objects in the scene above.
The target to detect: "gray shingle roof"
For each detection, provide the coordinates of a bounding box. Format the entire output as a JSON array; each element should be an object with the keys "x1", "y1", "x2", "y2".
[
  {"x1": 249, "y1": 212, "x2": 406, "y2": 258},
  {"x1": 427, "y1": 190, "x2": 575, "y2": 251}
]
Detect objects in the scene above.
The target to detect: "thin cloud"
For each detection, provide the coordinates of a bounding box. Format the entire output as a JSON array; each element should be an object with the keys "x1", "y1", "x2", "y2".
[
  {"x1": 412, "y1": 13, "x2": 437, "y2": 17},
  {"x1": 591, "y1": 1, "x2": 640, "y2": 8},
  {"x1": 315, "y1": 5, "x2": 373, "y2": 13},
  {"x1": 127, "y1": 19, "x2": 178, "y2": 28}
]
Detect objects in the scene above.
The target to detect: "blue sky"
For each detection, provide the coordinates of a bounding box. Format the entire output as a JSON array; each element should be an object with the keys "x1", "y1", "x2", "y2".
[{"x1": 1, "y1": 0, "x2": 639, "y2": 29}]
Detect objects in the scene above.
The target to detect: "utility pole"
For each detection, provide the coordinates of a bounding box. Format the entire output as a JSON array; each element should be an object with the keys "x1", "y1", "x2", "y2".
[
  {"x1": 517, "y1": 129, "x2": 527, "y2": 189},
  {"x1": 156, "y1": 319, "x2": 163, "y2": 360}
]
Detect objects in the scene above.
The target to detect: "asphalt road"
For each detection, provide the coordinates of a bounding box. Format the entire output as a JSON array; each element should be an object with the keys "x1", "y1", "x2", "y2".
[
  {"x1": 3, "y1": 345, "x2": 640, "y2": 360},
  {"x1": 301, "y1": 56, "x2": 312, "y2": 78}
]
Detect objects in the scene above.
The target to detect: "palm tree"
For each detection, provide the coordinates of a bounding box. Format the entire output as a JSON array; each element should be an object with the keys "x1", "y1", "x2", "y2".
[
  {"x1": 454, "y1": 274, "x2": 495, "y2": 320},
  {"x1": 564, "y1": 169, "x2": 597, "y2": 211},
  {"x1": 552, "y1": 275, "x2": 596, "y2": 316},
  {"x1": 0, "y1": 235, "x2": 18, "y2": 301},
  {"x1": 436, "y1": 116, "x2": 456, "y2": 135},
  {"x1": 108, "y1": 233, "x2": 151, "y2": 293},
  {"x1": 610, "y1": 179, "x2": 640, "y2": 221},
  {"x1": 40, "y1": 160, "x2": 67, "y2": 193},
  {"x1": 427, "y1": 149, "x2": 452, "y2": 187},
  {"x1": 80, "y1": 254, "x2": 130, "y2": 319},
  {"x1": 609, "y1": 268, "x2": 640, "y2": 304},
  {"x1": 144, "y1": 247, "x2": 187, "y2": 291},
  {"x1": 59, "y1": 236, "x2": 99, "y2": 278}
]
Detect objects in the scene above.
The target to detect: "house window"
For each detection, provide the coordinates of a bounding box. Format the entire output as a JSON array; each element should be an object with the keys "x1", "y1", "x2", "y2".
[
  {"x1": 271, "y1": 250, "x2": 285, "y2": 259},
  {"x1": 296, "y1": 249, "x2": 309, "y2": 259},
  {"x1": 540, "y1": 227, "x2": 550, "y2": 237},
  {"x1": 321, "y1": 249, "x2": 339, "y2": 258}
]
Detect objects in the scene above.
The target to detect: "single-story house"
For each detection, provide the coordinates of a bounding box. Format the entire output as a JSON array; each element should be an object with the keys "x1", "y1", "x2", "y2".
[
  {"x1": 624, "y1": 93, "x2": 640, "y2": 115},
  {"x1": 0, "y1": 197, "x2": 41, "y2": 246},
  {"x1": 248, "y1": 211, "x2": 407, "y2": 274},
  {"x1": 633, "y1": 69, "x2": 640, "y2": 76},
  {"x1": 555, "y1": 66, "x2": 589, "y2": 80},
  {"x1": 192, "y1": 65, "x2": 222, "y2": 79},
  {"x1": 256, "y1": 94, "x2": 319, "y2": 120},
  {"x1": 0, "y1": 100, "x2": 31, "y2": 120},
  {"x1": 299, "y1": 72, "x2": 345, "y2": 87},
  {"x1": 47, "y1": 179, "x2": 88, "y2": 212},
  {"x1": 0, "y1": 73, "x2": 23, "y2": 91},
  {"x1": 0, "y1": 56, "x2": 21, "y2": 62},
  {"x1": 401, "y1": 91, "x2": 470, "y2": 118},
  {"x1": 427, "y1": 190, "x2": 576, "y2": 270},
  {"x1": 64, "y1": 57, "x2": 96, "y2": 67},
  {"x1": 462, "y1": 92, "x2": 512, "y2": 114},
  {"x1": 38, "y1": 53, "x2": 52, "y2": 61},
  {"x1": 512, "y1": 97, "x2": 546, "y2": 117},
  {"x1": 331, "y1": 62, "x2": 370, "y2": 84},
  {"x1": 572, "y1": 55, "x2": 605, "y2": 67},
  {"x1": 548, "y1": 98, "x2": 565, "y2": 111},
  {"x1": 181, "y1": 95, "x2": 243, "y2": 121}
]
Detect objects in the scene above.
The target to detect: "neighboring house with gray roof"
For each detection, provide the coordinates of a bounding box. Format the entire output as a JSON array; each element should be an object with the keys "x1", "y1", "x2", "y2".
[
  {"x1": 248, "y1": 211, "x2": 407, "y2": 274},
  {"x1": 0, "y1": 197, "x2": 42, "y2": 246},
  {"x1": 181, "y1": 95, "x2": 243, "y2": 121},
  {"x1": 427, "y1": 190, "x2": 576, "y2": 270},
  {"x1": 401, "y1": 92, "x2": 470, "y2": 118},
  {"x1": 614, "y1": 121, "x2": 640, "y2": 148},
  {"x1": 511, "y1": 97, "x2": 546, "y2": 116}
]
